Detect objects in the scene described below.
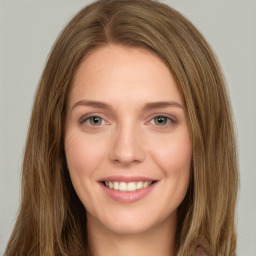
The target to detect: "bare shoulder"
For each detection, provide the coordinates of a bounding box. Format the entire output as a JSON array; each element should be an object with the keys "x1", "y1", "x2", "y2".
[{"x1": 195, "y1": 246, "x2": 209, "y2": 256}]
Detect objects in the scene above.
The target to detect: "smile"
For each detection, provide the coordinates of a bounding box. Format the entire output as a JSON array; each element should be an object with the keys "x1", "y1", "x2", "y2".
[
  {"x1": 104, "y1": 181, "x2": 153, "y2": 192},
  {"x1": 100, "y1": 177, "x2": 158, "y2": 203}
]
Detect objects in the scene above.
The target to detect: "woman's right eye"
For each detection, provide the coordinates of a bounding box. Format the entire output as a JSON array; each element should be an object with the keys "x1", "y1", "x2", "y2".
[{"x1": 81, "y1": 116, "x2": 107, "y2": 126}]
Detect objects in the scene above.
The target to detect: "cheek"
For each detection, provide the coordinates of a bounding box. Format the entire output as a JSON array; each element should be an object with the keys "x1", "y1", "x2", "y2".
[
  {"x1": 162, "y1": 143, "x2": 191, "y2": 172},
  {"x1": 149, "y1": 131, "x2": 192, "y2": 192},
  {"x1": 64, "y1": 132, "x2": 105, "y2": 180},
  {"x1": 146, "y1": 131, "x2": 192, "y2": 218},
  {"x1": 149, "y1": 130, "x2": 192, "y2": 171}
]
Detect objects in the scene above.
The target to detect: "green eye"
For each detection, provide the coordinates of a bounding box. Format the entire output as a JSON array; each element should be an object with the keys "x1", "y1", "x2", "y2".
[
  {"x1": 88, "y1": 116, "x2": 103, "y2": 126},
  {"x1": 152, "y1": 116, "x2": 170, "y2": 126}
]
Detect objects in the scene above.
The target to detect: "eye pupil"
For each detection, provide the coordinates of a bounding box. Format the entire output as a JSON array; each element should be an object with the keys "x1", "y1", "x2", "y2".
[
  {"x1": 154, "y1": 116, "x2": 167, "y2": 125},
  {"x1": 90, "y1": 116, "x2": 102, "y2": 125}
]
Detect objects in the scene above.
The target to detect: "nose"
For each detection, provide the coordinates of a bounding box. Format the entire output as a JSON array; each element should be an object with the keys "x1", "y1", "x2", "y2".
[{"x1": 109, "y1": 124, "x2": 145, "y2": 165}]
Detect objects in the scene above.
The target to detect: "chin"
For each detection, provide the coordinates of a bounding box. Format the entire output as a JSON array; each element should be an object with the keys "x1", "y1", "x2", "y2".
[{"x1": 88, "y1": 206, "x2": 176, "y2": 237}]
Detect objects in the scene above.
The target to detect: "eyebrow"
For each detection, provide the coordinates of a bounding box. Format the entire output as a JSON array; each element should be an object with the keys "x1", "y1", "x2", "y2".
[
  {"x1": 71, "y1": 100, "x2": 184, "y2": 111},
  {"x1": 142, "y1": 101, "x2": 184, "y2": 111},
  {"x1": 71, "y1": 100, "x2": 113, "y2": 111}
]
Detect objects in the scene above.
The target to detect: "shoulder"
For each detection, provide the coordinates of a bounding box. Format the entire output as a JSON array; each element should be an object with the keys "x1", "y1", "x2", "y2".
[{"x1": 195, "y1": 246, "x2": 209, "y2": 256}]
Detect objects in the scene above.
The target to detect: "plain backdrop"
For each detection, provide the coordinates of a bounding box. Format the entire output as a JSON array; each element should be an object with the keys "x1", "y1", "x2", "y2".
[{"x1": 0, "y1": 0, "x2": 255, "y2": 255}]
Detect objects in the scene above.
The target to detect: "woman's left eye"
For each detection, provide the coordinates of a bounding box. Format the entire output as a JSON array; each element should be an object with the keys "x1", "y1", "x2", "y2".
[{"x1": 150, "y1": 116, "x2": 174, "y2": 126}]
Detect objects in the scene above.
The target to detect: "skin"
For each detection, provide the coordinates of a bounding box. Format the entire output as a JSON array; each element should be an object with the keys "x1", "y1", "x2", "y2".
[{"x1": 65, "y1": 44, "x2": 192, "y2": 256}]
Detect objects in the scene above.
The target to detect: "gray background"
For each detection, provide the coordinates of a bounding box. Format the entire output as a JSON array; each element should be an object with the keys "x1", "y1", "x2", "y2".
[{"x1": 0, "y1": 0, "x2": 255, "y2": 255}]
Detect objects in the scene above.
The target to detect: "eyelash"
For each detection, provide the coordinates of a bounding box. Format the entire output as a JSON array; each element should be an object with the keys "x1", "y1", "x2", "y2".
[
  {"x1": 148, "y1": 115, "x2": 176, "y2": 127},
  {"x1": 79, "y1": 114, "x2": 108, "y2": 126},
  {"x1": 79, "y1": 114, "x2": 176, "y2": 128}
]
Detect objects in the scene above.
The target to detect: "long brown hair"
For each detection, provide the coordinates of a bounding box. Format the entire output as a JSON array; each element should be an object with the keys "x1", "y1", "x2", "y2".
[{"x1": 5, "y1": 0, "x2": 238, "y2": 255}]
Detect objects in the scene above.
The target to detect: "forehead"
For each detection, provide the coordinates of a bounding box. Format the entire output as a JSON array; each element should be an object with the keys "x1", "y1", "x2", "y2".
[{"x1": 68, "y1": 44, "x2": 182, "y2": 107}]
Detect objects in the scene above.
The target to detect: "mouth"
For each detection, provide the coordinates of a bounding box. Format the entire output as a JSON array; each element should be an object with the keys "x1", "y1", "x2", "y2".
[
  {"x1": 99, "y1": 176, "x2": 158, "y2": 203},
  {"x1": 101, "y1": 180, "x2": 157, "y2": 192}
]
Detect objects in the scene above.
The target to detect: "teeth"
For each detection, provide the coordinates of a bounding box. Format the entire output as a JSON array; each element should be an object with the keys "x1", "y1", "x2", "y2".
[
  {"x1": 109, "y1": 181, "x2": 114, "y2": 189},
  {"x1": 127, "y1": 182, "x2": 137, "y2": 191},
  {"x1": 143, "y1": 181, "x2": 149, "y2": 188},
  {"x1": 119, "y1": 182, "x2": 127, "y2": 191},
  {"x1": 114, "y1": 182, "x2": 119, "y2": 190},
  {"x1": 104, "y1": 181, "x2": 153, "y2": 191},
  {"x1": 136, "y1": 181, "x2": 143, "y2": 189}
]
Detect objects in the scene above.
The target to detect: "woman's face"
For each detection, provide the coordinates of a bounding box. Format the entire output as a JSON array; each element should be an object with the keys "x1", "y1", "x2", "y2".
[{"x1": 65, "y1": 44, "x2": 192, "y2": 235}]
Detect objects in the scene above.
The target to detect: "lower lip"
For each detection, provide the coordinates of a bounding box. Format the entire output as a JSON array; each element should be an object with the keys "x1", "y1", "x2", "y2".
[{"x1": 99, "y1": 182, "x2": 157, "y2": 203}]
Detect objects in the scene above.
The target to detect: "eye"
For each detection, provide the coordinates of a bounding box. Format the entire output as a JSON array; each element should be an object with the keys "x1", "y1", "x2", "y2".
[
  {"x1": 82, "y1": 116, "x2": 107, "y2": 126},
  {"x1": 150, "y1": 115, "x2": 173, "y2": 126}
]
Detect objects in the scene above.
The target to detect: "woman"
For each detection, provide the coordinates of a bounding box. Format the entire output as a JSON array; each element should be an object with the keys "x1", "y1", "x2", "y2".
[{"x1": 4, "y1": 0, "x2": 238, "y2": 255}]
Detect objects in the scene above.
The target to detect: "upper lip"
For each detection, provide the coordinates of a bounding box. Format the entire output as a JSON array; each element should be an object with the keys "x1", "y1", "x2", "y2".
[{"x1": 99, "y1": 175, "x2": 157, "y2": 182}]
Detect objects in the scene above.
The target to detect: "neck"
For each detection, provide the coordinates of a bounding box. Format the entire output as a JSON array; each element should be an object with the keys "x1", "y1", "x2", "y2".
[{"x1": 87, "y1": 213, "x2": 177, "y2": 256}]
